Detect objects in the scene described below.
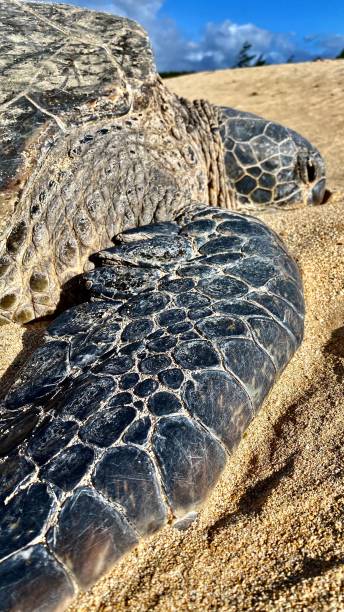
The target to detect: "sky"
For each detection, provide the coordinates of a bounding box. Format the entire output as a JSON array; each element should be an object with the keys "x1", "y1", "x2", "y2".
[{"x1": 47, "y1": 0, "x2": 344, "y2": 72}]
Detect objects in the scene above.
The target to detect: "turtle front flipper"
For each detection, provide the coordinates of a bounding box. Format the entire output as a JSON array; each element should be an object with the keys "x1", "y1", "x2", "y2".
[
  {"x1": 0, "y1": 205, "x2": 304, "y2": 611},
  {"x1": 217, "y1": 107, "x2": 326, "y2": 210}
]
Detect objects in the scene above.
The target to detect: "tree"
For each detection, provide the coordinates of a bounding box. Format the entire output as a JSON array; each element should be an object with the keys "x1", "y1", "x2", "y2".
[
  {"x1": 235, "y1": 41, "x2": 256, "y2": 68},
  {"x1": 336, "y1": 48, "x2": 344, "y2": 59},
  {"x1": 234, "y1": 41, "x2": 267, "y2": 68},
  {"x1": 254, "y1": 53, "x2": 267, "y2": 66}
]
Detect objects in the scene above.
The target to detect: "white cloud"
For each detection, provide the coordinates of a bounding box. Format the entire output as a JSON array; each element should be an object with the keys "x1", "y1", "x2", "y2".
[
  {"x1": 42, "y1": 1, "x2": 342, "y2": 71},
  {"x1": 150, "y1": 19, "x2": 313, "y2": 72},
  {"x1": 179, "y1": 21, "x2": 299, "y2": 70}
]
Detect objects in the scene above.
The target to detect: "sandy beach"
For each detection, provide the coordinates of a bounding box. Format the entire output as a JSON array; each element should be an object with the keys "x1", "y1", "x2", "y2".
[{"x1": 1, "y1": 60, "x2": 343, "y2": 610}]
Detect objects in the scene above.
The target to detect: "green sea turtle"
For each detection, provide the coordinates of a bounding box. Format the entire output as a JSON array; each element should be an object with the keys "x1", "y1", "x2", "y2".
[{"x1": 0, "y1": 2, "x2": 326, "y2": 611}]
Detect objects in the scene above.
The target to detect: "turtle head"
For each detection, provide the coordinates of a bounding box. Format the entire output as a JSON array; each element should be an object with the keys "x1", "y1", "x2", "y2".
[{"x1": 219, "y1": 108, "x2": 326, "y2": 210}]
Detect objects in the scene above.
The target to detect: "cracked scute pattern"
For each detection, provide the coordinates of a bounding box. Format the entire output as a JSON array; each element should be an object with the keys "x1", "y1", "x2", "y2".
[{"x1": 0, "y1": 204, "x2": 305, "y2": 610}]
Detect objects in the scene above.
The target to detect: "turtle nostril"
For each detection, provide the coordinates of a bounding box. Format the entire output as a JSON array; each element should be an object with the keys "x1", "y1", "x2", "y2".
[{"x1": 306, "y1": 160, "x2": 317, "y2": 183}]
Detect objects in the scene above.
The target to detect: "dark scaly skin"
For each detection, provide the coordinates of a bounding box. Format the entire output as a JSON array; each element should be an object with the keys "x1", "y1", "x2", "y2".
[
  {"x1": 218, "y1": 108, "x2": 326, "y2": 210},
  {"x1": 0, "y1": 205, "x2": 305, "y2": 611}
]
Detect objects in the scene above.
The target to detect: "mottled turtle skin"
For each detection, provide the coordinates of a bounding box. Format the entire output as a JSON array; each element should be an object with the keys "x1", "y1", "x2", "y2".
[
  {"x1": 0, "y1": 2, "x2": 326, "y2": 611},
  {"x1": 0, "y1": 0, "x2": 325, "y2": 325}
]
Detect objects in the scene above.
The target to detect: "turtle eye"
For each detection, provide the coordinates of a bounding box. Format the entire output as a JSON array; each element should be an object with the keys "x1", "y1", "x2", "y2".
[{"x1": 306, "y1": 159, "x2": 317, "y2": 183}]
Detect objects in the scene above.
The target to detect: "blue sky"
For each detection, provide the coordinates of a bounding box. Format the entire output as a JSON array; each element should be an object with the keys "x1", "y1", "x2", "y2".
[
  {"x1": 160, "y1": 0, "x2": 344, "y2": 41},
  {"x1": 50, "y1": 0, "x2": 344, "y2": 71}
]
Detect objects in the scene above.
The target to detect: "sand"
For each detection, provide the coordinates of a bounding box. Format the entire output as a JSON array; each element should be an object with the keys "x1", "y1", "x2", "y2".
[{"x1": 1, "y1": 60, "x2": 343, "y2": 610}]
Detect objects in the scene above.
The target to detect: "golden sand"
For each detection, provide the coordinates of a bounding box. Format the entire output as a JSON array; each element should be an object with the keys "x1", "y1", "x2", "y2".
[{"x1": 1, "y1": 60, "x2": 343, "y2": 611}]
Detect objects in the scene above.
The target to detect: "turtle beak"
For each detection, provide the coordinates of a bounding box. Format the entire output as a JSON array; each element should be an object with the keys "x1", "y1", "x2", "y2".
[{"x1": 308, "y1": 178, "x2": 326, "y2": 206}]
